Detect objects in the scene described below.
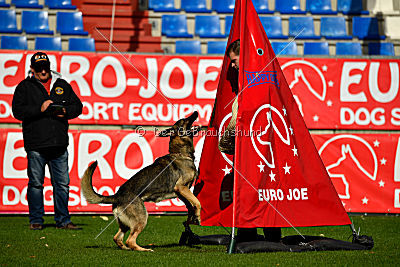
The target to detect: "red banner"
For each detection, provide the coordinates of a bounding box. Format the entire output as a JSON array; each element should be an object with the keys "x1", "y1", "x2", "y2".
[{"x1": 0, "y1": 51, "x2": 399, "y2": 129}]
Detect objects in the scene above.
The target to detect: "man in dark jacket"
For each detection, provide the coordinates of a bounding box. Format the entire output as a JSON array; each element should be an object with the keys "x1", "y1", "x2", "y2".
[{"x1": 12, "y1": 52, "x2": 83, "y2": 230}]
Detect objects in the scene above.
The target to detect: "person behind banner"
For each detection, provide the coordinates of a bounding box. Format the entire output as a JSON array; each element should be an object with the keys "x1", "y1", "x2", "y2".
[
  {"x1": 219, "y1": 40, "x2": 281, "y2": 243},
  {"x1": 12, "y1": 52, "x2": 83, "y2": 230}
]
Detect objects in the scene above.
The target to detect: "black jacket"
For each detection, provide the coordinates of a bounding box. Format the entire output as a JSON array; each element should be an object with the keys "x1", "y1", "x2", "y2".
[{"x1": 12, "y1": 72, "x2": 83, "y2": 151}]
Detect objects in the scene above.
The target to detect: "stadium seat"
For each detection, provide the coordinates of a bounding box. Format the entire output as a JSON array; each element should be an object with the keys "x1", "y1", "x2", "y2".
[
  {"x1": 352, "y1": 17, "x2": 385, "y2": 40},
  {"x1": 367, "y1": 0, "x2": 399, "y2": 14},
  {"x1": 368, "y1": 43, "x2": 395, "y2": 56},
  {"x1": 69, "y1": 38, "x2": 95, "y2": 52},
  {"x1": 320, "y1": 17, "x2": 352, "y2": 40},
  {"x1": 260, "y1": 16, "x2": 287, "y2": 39},
  {"x1": 162, "y1": 15, "x2": 193, "y2": 38},
  {"x1": 0, "y1": 10, "x2": 22, "y2": 33},
  {"x1": 22, "y1": 11, "x2": 54, "y2": 35},
  {"x1": 253, "y1": 0, "x2": 273, "y2": 14},
  {"x1": 338, "y1": 0, "x2": 369, "y2": 14},
  {"x1": 45, "y1": 0, "x2": 76, "y2": 9},
  {"x1": 1, "y1": 36, "x2": 27, "y2": 50},
  {"x1": 271, "y1": 42, "x2": 298, "y2": 55},
  {"x1": 148, "y1": 0, "x2": 179, "y2": 12},
  {"x1": 35, "y1": 37, "x2": 62, "y2": 51},
  {"x1": 175, "y1": 40, "x2": 201, "y2": 54},
  {"x1": 212, "y1": 0, "x2": 235, "y2": 13},
  {"x1": 336, "y1": 42, "x2": 362, "y2": 55},
  {"x1": 306, "y1": 0, "x2": 337, "y2": 14},
  {"x1": 195, "y1": 15, "x2": 225, "y2": 38},
  {"x1": 11, "y1": 0, "x2": 43, "y2": 8},
  {"x1": 181, "y1": 0, "x2": 211, "y2": 13},
  {"x1": 275, "y1": 0, "x2": 306, "y2": 14},
  {"x1": 207, "y1": 41, "x2": 227, "y2": 54},
  {"x1": 0, "y1": 0, "x2": 10, "y2": 7},
  {"x1": 384, "y1": 17, "x2": 400, "y2": 39},
  {"x1": 288, "y1": 17, "x2": 320, "y2": 39},
  {"x1": 225, "y1": 16, "x2": 233, "y2": 36},
  {"x1": 303, "y1": 42, "x2": 330, "y2": 55},
  {"x1": 57, "y1": 12, "x2": 88, "y2": 35}
]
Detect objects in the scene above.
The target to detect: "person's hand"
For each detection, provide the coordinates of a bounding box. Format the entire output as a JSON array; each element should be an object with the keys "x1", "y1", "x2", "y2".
[
  {"x1": 56, "y1": 108, "x2": 66, "y2": 118},
  {"x1": 41, "y1": 100, "x2": 53, "y2": 112}
]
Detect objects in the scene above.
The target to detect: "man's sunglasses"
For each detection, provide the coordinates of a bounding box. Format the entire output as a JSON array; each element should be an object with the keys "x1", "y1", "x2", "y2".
[{"x1": 33, "y1": 66, "x2": 50, "y2": 73}]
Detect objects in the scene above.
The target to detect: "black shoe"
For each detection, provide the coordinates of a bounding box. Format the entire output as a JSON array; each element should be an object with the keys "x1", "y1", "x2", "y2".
[
  {"x1": 56, "y1": 222, "x2": 82, "y2": 230},
  {"x1": 30, "y1": 223, "x2": 43, "y2": 230}
]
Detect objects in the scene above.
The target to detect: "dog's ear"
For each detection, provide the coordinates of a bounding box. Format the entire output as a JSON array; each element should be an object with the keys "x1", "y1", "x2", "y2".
[{"x1": 157, "y1": 127, "x2": 174, "y2": 137}]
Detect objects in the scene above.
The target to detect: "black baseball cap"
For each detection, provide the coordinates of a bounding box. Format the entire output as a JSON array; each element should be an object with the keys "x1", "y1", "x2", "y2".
[{"x1": 30, "y1": 52, "x2": 50, "y2": 72}]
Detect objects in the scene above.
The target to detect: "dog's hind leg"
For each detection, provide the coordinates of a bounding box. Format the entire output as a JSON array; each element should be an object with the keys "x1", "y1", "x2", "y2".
[
  {"x1": 113, "y1": 228, "x2": 130, "y2": 250},
  {"x1": 174, "y1": 185, "x2": 201, "y2": 225}
]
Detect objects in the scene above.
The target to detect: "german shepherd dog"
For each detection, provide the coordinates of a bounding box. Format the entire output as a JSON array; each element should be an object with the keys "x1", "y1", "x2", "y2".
[{"x1": 81, "y1": 111, "x2": 201, "y2": 251}]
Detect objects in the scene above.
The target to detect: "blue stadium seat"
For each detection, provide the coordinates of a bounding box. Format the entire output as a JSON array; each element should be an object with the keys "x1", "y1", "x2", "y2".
[
  {"x1": 69, "y1": 38, "x2": 95, "y2": 52},
  {"x1": 275, "y1": 0, "x2": 306, "y2": 14},
  {"x1": 303, "y1": 42, "x2": 330, "y2": 55},
  {"x1": 45, "y1": 0, "x2": 76, "y2": 9},
  {"x1": 149, "y1": 0, "x2": 179, "y2": 12},
  {"x1": 306, "y1": 0, "x2": 337, "y2": 14},
  {"x1": 0, "y1": 10, "x2": 22, "y2": 33},
  {"x1": 181, "y1": 0, "x2": 211, "y2": 13},
  {"x1": 353, "y1": 17, "x2": 385, "y2": 40},
  {"x1": 195, "y1": 15, "x2": 225, "y2": 38},
  {"x1": 12, "y1": 0, "x2": 43, "y2": 8},
  {"x1": 368, "y1": 43, "x2": 395, "y2": 56},
  {"x1": 35, "y1": 37, "x2": 62, "y2": 51},
  {"x1": 22, "y1": 11, "x2": 54, "y2": 35},
  {"x1": 260, "y1": 16, "x2": 287, "y2": 39},
  {"x1": 176, "y1": 40, "x2": 201, "y2": 54},
  {"x1": 253, "y1": 0, "x2": 273, "y2": 14},
  {"x1": 320, "y1": 17, "x2": 352, "y2": 40},
  {"x1": 57, "y1": 12, "x2": 88, "y2": 35},
  {"x1": 0, "y1": 0, "x2": 10, "y2": 7},
  {"x1": 271, "y1": 42, "x2": 298, "y2": 55},
  {"x1": 207, "y1": 41, "x2": 227, "y2": 54},
  {"x1": 1, "y1": 36, "x2": 27, "y2": 50},
  {"x1": 336, "y1": 42, "x2": 362, "y2": 55},
  {"x1": 225, "y1": 16, "x2": 233, "y2": 37},
  {"x1": 288, "y1": 17, "x2": 320, "y2": 39},
  {"x1": 162, "y1": 15, "x2": 193, "y2": 38},
  {"x1": 338, "y1": 0, "x2": 369, "y2": 14},
  {"x1": 212, "y1": 0, "x2": 235, "y2": 13}
]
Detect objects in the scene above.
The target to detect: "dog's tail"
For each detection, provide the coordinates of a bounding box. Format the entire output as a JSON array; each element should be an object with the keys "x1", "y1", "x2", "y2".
[{"x1": 81, "y1": 161, "x2": 117, "y2": 204}]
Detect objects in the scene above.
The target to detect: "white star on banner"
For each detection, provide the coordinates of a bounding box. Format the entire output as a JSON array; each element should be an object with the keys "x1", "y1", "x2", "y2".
[
  {"x1": 313, "y1": 115, "x2": 319, "y2": 122},
  {"x1": 289, "y1": 126, "x2": 294, "y2": 135},
  {"x1": 282, "y1": 107, "x2": 287, "y2": 116},
  {"x1": 269, "y1": 170, "x2": 276, "y2": 182},
  {"x1": 373, "y1": 140, "x2": 380, "y2": 147},
  {"x1": 379, "y1": 180, "x2": 385, "y2": 187},
  {"x1": 380, "y1": 158, "x2": 387, "y2": 165},
  {"x1": 222, "y1": 165, "x2": 231, "y2": 175},
  {"x1": 257, "y1": 161, "x2": 265, "y2": 172},
  {"x1": 327, "y1": 100, "x2": 332, "y2": 107},
  {"x1": 283, "y1": 162, "x2": 291, "y2": 174},
  {"x1": 322, "y1": 65, "x2": 328, "y2": 71},
  {"x1": 328, "y1": 80, "x2": 334, "y2": 87},
  {"x1": 292, "y1": 145, "x2": 298, "y2": 156},
  {"x1": 362, "y1": 197, "x2": 369, "y2": 205}
]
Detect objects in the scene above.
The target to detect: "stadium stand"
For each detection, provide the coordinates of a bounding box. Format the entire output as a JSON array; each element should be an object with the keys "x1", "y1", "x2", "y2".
[
  {"x1": 149, "y1": 0, "x2": 179, "y2": 12},
  {"x1": 45, "y1": 0, "x2": 76, "y2": 10},
  {"x1": 306, "y1": 0, "x2": 337, "y2": 15},
  {"x1": 57, "y1": 12, "x2": 88, "y2": 35},
  {"x1": 225, "y1": 15, "x2": 233, "y2": 37},
  {"x1": 212, "y1": 0, "x2": 235, "y2": 13},
  {"x1": 0, "y1": 10, "x2": 22, "y2": 33},
  {"x1": 35, "y1": 37, "x2": 62, "y2": 51},
  {"x1": 195, "y1": 15, "x2": 225, "y2": 38},
  {"x1": 271, "y1": 42, "x2": 298, "y2": 55},
  {"x1": 181, "y1": 0, "x2": 211, "y2": 13},
  {"x1": 275, "y1": 0, "x2": 306, "y2": 14},
  {"x1": 352, "y1": 17, "x2": 386, "y2": 40},
  {"x1": 0, "y1": 36, "x2": 27, "y2": 50},
  {"x1": 162, "y1": 15, "x2": 193, "y2": 38},
  {"x1": 338, "y1": 0, "x2": 369, "y2": 15},
  {"x1": 11, "y1": 0, "x2": 43, "y2": 9},
  {"x1": 260, "y1": 16, "x2": 287, "y2": 39},
  {"x1": 68, "y1": 37, "x2": 95, "y2": 52},
  {"x1": 320, "y1": 17, "x2": 352, "y2": 40},
  {"x1": 252, "y1": 0, "x2": 273, "y2": 14},
  {"x1": 303, "y1": 42, "x2": 330, "y2": 55},
  {"x1": 288, "y1": 16, "x2": 320, "y2": 39},
  {"x1": 336, "y1": 42, "x2": 362, "y2": 55},
  {"x1": 22, "y1": 10, "x2": 54, "y2": 35},
  {"x1": 368, "y1": 42, "x2": 395, "y2": 56},
  {"x1": 175, "y1": 40, "x2": 201, "y2": 54},
  {"x1": 0, "y1": 0, "x2": 10, "y2": 7},
  {"x1": 207, "y1": 41, "x2": 227, "y2": 54}
]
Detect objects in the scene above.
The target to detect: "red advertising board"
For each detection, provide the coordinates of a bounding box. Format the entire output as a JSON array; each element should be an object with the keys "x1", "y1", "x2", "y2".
[
  {"x1": 0, "y1": 51, "x2": 399, "y2": 129},
  {"x1": 0, "y1": 128, "x2": 399, "y2": 214}
]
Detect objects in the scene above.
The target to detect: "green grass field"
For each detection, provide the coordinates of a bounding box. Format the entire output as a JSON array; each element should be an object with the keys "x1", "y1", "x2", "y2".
[{"x1": 0, "y1": 214, "x2": 399, "y2": 266}]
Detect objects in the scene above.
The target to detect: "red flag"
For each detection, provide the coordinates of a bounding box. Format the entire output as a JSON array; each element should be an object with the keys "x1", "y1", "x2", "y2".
[{"x1": 196, "y1": 0, "x2": 351, "y2": 228}]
